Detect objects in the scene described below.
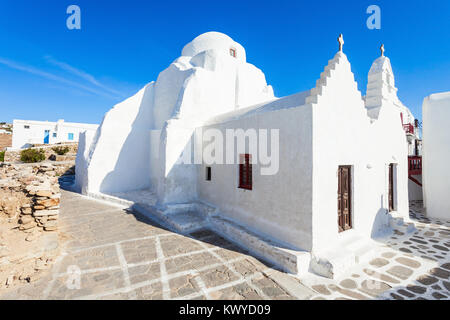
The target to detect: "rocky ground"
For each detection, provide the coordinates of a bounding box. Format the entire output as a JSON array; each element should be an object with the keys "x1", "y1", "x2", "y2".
[
  {"x1": 0, "y1": 162, "x2": 73, "y2": 293},
  {"x1": 0, "y1": 186, "x2": 448, "y2": 300}
]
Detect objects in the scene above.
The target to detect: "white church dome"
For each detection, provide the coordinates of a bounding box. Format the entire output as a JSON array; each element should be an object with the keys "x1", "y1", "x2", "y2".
[{"x1": 181, "y1": 31, "x2": 246, "y2": 62}]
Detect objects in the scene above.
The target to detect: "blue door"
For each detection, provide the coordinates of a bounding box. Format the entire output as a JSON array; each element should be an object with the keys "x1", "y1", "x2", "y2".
[{"x1": 44, "y1": 130, "x2": 50, "y2": 144}]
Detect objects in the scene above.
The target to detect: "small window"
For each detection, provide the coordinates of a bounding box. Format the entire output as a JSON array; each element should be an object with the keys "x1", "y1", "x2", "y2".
[
  {"x1": 68, "y1": 133, "x2": 74, "y2": 141},
  {"x1": 238, "y1": 154, "x2": 252, "y2": 190},
  {"x1": 229, "y1": 48, "x2": 236, "y2": 58},
  {"x1": 206, "y1": 167, "x2": 212, "y2": 181},
  {"x1": 24, "y1": 125, "x2": 30, "y2": 129},
  {"x1": 52, "y1": 133, "x2": 57, "y2": 137}
]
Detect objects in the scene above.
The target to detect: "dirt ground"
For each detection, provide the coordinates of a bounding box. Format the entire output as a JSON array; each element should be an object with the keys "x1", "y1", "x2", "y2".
[{"x1": 0, "y1": 213, "x2": 63, "y2": 293}]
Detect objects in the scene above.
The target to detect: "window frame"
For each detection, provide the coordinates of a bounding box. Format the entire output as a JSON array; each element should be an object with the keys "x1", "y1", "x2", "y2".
[
  {"x1": 206, "y1": 166, "x2": 212, "y2": 181},
  {"x1": 238, "y1": 154, "x2": 252, "y2": 190},
  {"x1": 229, "y1": 47, "x2": 237, "y2": 58},
  {"x1": 68, "y1": 133, "x2": 74, "y2": 141}
]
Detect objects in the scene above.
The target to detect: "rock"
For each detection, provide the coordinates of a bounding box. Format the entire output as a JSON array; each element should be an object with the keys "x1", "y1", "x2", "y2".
[
  {"x1": 36, "y1": 198, "x2": 60, "y2": 207},
  {"x1": 5, "y1": 274, "x2": 14, "y2": 286},
  {"x1": 35, "y1": 259, "x2": 49, "y2": 270},
  {"x1": 25, "y1": 232, "x2": 40, "y2": 242},
  {"x1": 19, "y1": 216, "x2": 34, "y2": 224},
  {"x1": 43, "y1": 220, "x2": 58, "y2": 228},
  {"x1": 33, "y1": 205, "x2": 46, "y2": 210},
  {"x1": 21, "y1": 207, "x2": 32, "y2": 215},
  {"x1": 37, "y1": 216, "x2": 48, "y2": 223},
  {"x1": 36, "y1": 190, "x2": 52, "y2": 197},
  {"x1": 33, "y1": 209, "x2": 59, "y2": 217}
]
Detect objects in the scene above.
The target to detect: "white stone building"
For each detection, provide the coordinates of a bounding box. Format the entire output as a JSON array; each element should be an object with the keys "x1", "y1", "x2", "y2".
[
  {"x1": 364, "y1": 47, "x2": 423, "y2": 202},
  {"x1": 76, "y1": 32, "x2": 411, "y2": 278},
  {"x1": 422, "y1": 91, "x2": 450, "y2": 220},
  {"x1": 12, "y1": 119, "x2": 98, "y2": 150}
]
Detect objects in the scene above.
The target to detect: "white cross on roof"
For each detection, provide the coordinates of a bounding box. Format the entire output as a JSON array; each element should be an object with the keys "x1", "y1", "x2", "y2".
[{"x1": 338, "y1": 34, "x2": 344, "y2": 52}]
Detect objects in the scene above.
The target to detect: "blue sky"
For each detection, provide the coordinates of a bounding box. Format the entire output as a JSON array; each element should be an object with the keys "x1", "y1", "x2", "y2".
[{"x1": 0, "y1": 0, "x2": 449, "y2": 124}]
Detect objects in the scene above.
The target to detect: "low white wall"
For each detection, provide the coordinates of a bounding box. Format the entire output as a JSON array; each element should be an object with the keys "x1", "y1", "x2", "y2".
[{"x1": 422, "y1": 92, "x2": 450, "y2": 219}]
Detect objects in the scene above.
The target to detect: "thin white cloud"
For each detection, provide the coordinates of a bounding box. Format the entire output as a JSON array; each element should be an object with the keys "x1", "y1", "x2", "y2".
[
  {"x1": 44, "y1": 56, "x2": 126, "y2": 98},
  {"x1": 0, "y1": 57, "x2": 122, "y2": 99}
]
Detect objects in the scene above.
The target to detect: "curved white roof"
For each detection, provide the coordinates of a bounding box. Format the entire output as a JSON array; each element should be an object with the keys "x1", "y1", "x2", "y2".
[{"x1": 181, "y1": 31, "x2": 246, "y2": 62}]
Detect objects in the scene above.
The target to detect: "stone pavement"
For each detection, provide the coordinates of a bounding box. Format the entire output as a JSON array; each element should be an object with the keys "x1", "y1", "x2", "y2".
[
  {"x1": 1, "y1": 191, "x2": 449, "y2": 300},
  {"x1": 304, "y1": 201, "x2": 449, "y2": 300},
  {"x1": 0, "y1": 190, "x2": 307, "y2": 300}
]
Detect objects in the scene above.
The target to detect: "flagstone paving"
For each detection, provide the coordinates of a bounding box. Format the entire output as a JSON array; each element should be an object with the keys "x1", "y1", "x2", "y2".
[{"x1": 1, "y1": 192, "x2": 448, "y2": 300}]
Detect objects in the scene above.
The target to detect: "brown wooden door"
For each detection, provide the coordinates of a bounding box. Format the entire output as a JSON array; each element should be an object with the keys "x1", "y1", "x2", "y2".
[
  {"x1": 338, "y1": 166, "x2": 352, "y2": 232},
  {"x1": 389, "y1": 164, "x2": 394, "y2": 211}
]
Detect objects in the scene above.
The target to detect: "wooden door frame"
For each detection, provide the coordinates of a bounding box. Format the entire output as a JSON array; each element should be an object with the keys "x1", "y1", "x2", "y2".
[
  {"x1": 338, "y1": 165, "x2": 353, "y2": 233},
  {"x1": 388, "y1": 163, "x2": 396, "y2": 212}
]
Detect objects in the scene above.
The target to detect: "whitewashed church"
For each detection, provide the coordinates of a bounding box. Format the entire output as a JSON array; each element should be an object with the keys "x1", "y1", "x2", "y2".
[{"x1": 75, "y1": 32, "x2": 413, "y2": 278}]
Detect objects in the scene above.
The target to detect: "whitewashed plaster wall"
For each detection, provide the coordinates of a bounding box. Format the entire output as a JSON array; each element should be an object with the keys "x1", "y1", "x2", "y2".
[
  {"x1": 196, "y1": 94, "x2": 313, "y2": 251},
  {"x1": 75, "y1": 130, "x2": 95, "y2": 194},
  {"x1": 408, "y1": 176, "x2": 423, "y2": 201},
  {"x1": 311, "y1": 52, "x2": 409, "y2": 254},
  {"x1": 81, "y1": 83, "x2": 155, "y2": 194},
  {"x1": 77, "y1": 32, "x2": 274, "y2": 198},
  {"x1": 12, "y1": 119, "x2": 97, "y2": 149},
  {"x1": 422, "y1": 92, "x2": 450, "y2": 219}
]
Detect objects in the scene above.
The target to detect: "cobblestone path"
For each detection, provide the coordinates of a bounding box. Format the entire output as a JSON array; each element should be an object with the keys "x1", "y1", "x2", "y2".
[{"x1": 1, "y1": 192, "x2": 448, "y2": 300}]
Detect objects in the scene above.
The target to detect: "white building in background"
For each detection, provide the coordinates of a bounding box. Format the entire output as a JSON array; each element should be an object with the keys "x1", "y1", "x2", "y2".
[
  {"x1": 76, "y1": 32, "x2": 411, "y2": 278},
  {"x1": 12, "y1": 119, "x2": 98, "y2": 150},
  {"x1": 422, "y1": 91, "x2": 450, "y2": 220}
]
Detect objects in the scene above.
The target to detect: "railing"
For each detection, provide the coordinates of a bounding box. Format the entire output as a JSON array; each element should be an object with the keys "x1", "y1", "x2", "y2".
[
  {"x1": 408, "y1": 156, "x2": 422, "y2": 176},
  {"x1": 403, "y1": 123, "x2": 414, "y2": 134}
]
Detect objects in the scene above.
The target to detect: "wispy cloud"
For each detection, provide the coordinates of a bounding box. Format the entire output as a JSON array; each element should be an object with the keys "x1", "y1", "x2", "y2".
[
  {"x1": 44, "y1": 56, "x2": 126, "y2": 98},
  {"x1": 0, "y1": 56, "x2": 125, "y2": 100}
]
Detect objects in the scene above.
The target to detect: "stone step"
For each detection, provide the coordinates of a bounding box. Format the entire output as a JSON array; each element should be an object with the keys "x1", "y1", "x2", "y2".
[
  {"x1": 208, "y1": 215, "x2": 310, "y2": 275},
  {"x1": 132, "y1": 203, "x2": 207, "y2": 235},
  {"x1": 310, "y1": 235, "x2": 376, "y2": 279}
]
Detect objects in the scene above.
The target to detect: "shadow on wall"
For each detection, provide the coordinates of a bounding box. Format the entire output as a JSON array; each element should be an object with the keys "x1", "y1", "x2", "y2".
[
  {"x1": 371, "y1": 194, "x2": 390, "y2": 238},
  {"x1": 99, "y1": 85, "x2": 154, "y2": 194}
]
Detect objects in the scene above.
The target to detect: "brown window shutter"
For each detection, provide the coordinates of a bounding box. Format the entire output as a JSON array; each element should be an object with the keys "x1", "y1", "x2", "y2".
[{"x1": 239, "y1": 154, "x2": 252, "y2": 190}]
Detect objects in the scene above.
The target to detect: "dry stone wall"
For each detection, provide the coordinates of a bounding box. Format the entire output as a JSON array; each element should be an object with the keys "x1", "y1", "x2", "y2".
[
  {"x1": 0, "y1": 163, "x2": 64, "y2": 234},
  {"x1": 4, "y1": 142, "x2": 78, "y2": 163}
]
